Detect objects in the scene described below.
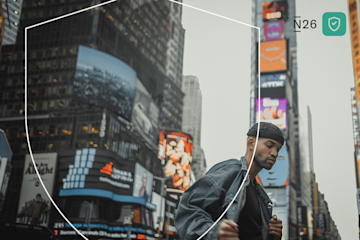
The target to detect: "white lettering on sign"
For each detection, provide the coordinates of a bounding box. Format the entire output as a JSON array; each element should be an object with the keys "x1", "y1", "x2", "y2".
[{"x1": 100, "y1": 112, "x2": 106, "y2": 138}]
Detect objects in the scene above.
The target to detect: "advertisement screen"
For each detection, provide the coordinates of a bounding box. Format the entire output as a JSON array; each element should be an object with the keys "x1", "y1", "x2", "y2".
[
  {"x1": 133, "y1": 163, "x2": 153, "y2": 202},
  {"x1": 264, "y1": 20, "x2": 284, "y2": 41},
  {"x1": 260, "y1": 73, "x2": 286, "y2": 88},
  {"x1": 260, "y1": 40, "x2": 287, "y2": 73},
  {"x1": 16, "y1": 153, "x2": 57, "y2": 227},
  {"x1": 74, "y1": 45, "x2": 136, "y2": 122},
  {"x1": 60, "y1": 148, "x2": 135, "y2": 197},
  {"x1": 258, "y1": 146, "x2": 289, "y2": 187},
  {"x1": 256, "y1": 98, "x2": 287, "y2": 130},
  {"x1": 158, "y1": 130, "x2": 193, "y2": 195},
  {"x1": 262, "y1": 1, "x2": 288, "y2": 21},
  {"x1": 132, "y1": 79, "x2": 160, "y2": 147}
]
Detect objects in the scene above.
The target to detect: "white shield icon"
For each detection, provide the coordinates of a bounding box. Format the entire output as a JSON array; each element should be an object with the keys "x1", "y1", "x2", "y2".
[{"x1": 328, "y1": 16, "x2": 340, "y2": 32}]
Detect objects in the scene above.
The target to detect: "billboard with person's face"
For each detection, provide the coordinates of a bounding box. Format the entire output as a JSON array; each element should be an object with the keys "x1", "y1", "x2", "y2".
[
  {"x1": 260, "y1": 39, "x2": 287, "y2": 73},
  {"x1": 256, "y1": 98, "x2": 287, "y2": 130},
  {"x1": 74, "y1": 45, "x2": 136, "y2": 121},
  {"x1": 258, "y1": 146, "x2": 289, "y2": 187},
  {"x1": 133, "y1": 163, "x2": 153, "y2": 202},
  {"x1": 16, "y1": 153, "x2": 57, "y2": 227},
  {"x1": 158, "y1": 130, "x2": 193, "y2": 197}
]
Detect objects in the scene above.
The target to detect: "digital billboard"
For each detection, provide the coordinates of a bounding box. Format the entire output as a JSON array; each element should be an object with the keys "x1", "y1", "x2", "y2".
[
  {"x1": 58, "y1": 149, "x2": 156, "y2": 210},
  {"x1": 264, "y1": 20, "x2": 284, "y2": 41},
  {"x1": 256, "y1": 98, "x2": 287, "y2": 130},
  {"x1": 260, "y1": 40, "x2": 287, "y2": 73},
  {"x1": 16, "y1": 153, "x2": 57, "y2": 227},
  {"x1": 260, "y1": 73, "x2": 286, "y2": 88},
  {"x1": 132, "y1": 79, "x2": 160, "y2": 147},
  {"x1": 258, "y1": 146, "x2": 289, "y2": 187},
  {"x1": 133, "y1": 163, "x2": 153, "y2": 202},
  {"x1": 262, "y1": 1, "x2": 288, "y2": 21},
  {"x1": 74, "y1": 45, "x2": 136, "y2": 121},
  {"x1": 158, "y1": 130, "x2": 193, "y2": 196}
]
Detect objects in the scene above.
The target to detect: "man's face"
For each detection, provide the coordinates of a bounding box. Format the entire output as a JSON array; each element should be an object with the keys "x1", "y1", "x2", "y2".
[{"x1": 253, "y1": 137, "x2": 282, "y2": 170}]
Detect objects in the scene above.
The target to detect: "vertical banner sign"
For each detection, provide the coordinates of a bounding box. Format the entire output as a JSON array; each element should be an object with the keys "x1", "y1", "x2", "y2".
[
  {"x1": 351, "y1": 88, "x2": 360, "y2": 148},
  {"x1": 349, "y1": 0, "x2": 360, "y2": 114},
  {"x1": 16, "y1": 153, "x2": 57, "y2": 227}
]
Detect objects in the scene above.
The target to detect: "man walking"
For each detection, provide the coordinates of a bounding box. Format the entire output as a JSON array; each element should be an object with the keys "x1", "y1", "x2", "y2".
[{"x1": 174, "y1": 122, "x2": 284, "y2": 240}]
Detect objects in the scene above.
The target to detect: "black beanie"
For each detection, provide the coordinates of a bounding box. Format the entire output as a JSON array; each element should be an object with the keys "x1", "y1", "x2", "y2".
[{"x1": 247, "y1": 122, "x2": 284, "y2": 145}]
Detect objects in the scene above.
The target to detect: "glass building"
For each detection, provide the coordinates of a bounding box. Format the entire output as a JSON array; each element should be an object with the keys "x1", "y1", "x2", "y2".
[{"x1": 0, "y1": 1, "x2": 185, "y2": 239}]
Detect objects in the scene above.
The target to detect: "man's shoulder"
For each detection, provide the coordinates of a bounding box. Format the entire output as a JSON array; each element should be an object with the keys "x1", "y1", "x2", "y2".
[{"x1": 206, "y1": 158, "x2": 244, "y2": 175}]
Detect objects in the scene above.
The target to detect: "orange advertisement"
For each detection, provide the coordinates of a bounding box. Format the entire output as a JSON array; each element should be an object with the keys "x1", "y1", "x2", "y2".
[
  {"x1": 158, "y1": 130, "x2": 193, "y2": 192},
  {"x1": 349, "y1": 0, "x2": 360, "y2": 103},
  {"x1": 260, "y1": 39, "x2": 287, "y2": 73}
]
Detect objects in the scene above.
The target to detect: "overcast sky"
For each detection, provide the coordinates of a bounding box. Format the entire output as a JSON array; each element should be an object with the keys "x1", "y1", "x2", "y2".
[{"x1": 181, "y1": 0, "x2": 357, "y2": 239}]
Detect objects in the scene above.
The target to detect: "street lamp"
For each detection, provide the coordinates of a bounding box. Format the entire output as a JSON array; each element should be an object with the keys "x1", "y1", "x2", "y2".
[{"x1": 153, "y1": 175, "x2": 173, "y2": 240}]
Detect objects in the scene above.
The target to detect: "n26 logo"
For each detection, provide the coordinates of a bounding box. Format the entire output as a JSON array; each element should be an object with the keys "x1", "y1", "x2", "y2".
[{"x1": 294, "y1": 17, "x2": 317, "y2": 32}]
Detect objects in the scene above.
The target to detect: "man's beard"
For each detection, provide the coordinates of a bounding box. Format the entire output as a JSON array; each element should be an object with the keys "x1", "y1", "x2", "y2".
[{"x1": 254, "y1": 155, "x2": 274, "y2": 170}]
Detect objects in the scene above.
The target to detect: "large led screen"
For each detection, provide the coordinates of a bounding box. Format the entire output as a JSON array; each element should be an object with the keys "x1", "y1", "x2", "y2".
[
  {"x1": 74, "y1": 45, "x2": 136, "y2": 121},
  {"x1": 258, "y1": 146, "x2": 289, "y2": 187},
  {"x1": 256, "y1": 98, "x2": 287, "y2": 130},
  {"x1": 260, "y1": 39, "x2": 287, "y2": 73},
  {"x1": 262, "y1": 1, "x2": 288, "y2": 21},
  {"x1": 158, "y1": 130, "x2": 193, "y2": 194},
  {"x1": 132, "y1": 79, "x2": 160, "y2": 147},
  {"x1": 264, "y1": 20, "x2": 284, "y2": 41}
]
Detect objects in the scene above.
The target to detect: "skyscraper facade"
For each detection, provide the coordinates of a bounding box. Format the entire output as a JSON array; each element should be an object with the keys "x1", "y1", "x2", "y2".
[
  {"x1": 181, "y1": 75, "x2": 207, "y2": 180},
  {"x1": 0, "y1": 1, "x2": 186, "y2": 239},
  {"x1": 1, "y1": 0, "x2": 23, "y2": 45}
]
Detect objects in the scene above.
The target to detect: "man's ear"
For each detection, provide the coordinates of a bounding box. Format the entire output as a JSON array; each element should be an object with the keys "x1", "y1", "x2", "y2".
[{"x1": 247, "y1": 137, "x2": 256, "y2": 151}]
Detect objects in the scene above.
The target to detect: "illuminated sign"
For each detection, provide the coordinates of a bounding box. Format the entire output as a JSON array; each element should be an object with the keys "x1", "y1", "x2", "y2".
[
  {"x1": 260, "y1": 40, "x2": 287, "y2": 73},
  {"x1": 158, "y1": 130, "x2": 193, "y2": 197},
  {"x1": 263, "y1": 1, "x2": 288, "y2": 21},
  {"x1": 264, "y1": 20, "x2": 284, "y2": 41},
  {"x1": 260, "y1": 73, "x2": 286, "y2": 88},
  {"x1": 256, "y1": 98, "x2": 287, "y2": 130}
]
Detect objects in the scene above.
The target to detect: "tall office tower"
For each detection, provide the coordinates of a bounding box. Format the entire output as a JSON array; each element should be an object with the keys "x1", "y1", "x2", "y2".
[
  {"x1": 250, "y1": 1, "x2": 302, "y2": 239},
  {"x1": 0, "y1": 1, "x2": 183, "y2": 239},
  {"x1": 160, "y1": 0, "x2": 186, "y2": 131},
  {"x1": 166, "y1": 1, "x2": 185, "y2": 89},
  {"x1": 181, "y1": 75, "x2": 207, "y2": 180},
  {"x1": 1, "y1": 0, "x2": 23, "y2": 45}
]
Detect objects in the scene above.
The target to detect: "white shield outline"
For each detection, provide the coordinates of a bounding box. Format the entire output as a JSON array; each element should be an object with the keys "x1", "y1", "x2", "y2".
[{"x1": 328, "y1": 16, "x2": 341, "y2": 32}]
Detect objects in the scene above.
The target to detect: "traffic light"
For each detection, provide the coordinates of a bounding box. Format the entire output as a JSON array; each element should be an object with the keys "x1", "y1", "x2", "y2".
[
  {"x1": 153, "y1": 227, "x2": 162, "y2": 240},
  {"x1": 300, "y1": 227, "x2": 307, "y2": 235}
]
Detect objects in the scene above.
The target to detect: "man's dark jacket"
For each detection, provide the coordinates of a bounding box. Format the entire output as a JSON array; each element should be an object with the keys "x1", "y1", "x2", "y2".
[{"x1": 174, "y1": 157, "x2": 280, "y2": 240}]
